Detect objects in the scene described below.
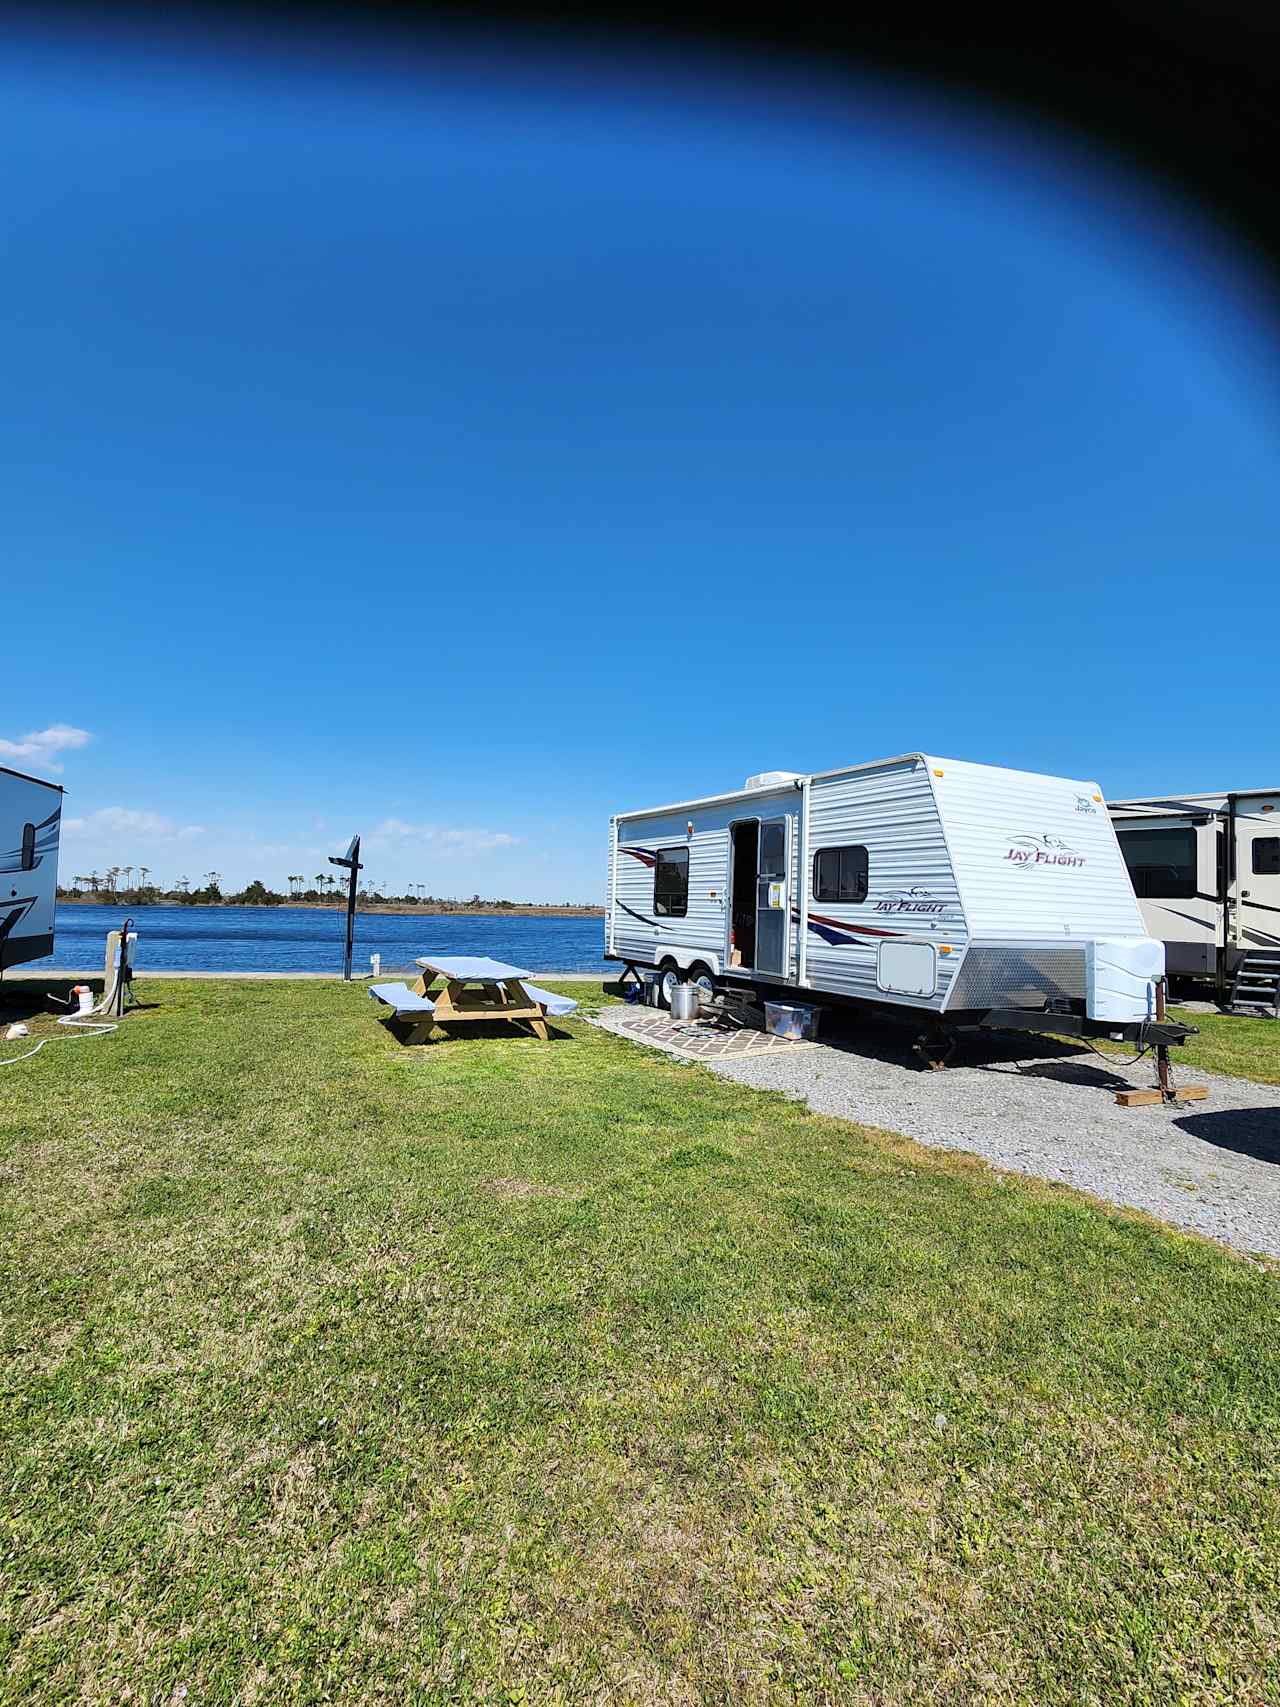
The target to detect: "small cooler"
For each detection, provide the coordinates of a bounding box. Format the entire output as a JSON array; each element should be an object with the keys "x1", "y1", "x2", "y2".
[{"x1": 763, "y1": 1001, "x2": 822, "y2": 1041}]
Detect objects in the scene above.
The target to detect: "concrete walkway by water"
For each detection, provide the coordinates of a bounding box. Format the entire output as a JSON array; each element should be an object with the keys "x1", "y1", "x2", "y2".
[{"x1": 4, "y1": 969, "x2": 607, "y2": 982}]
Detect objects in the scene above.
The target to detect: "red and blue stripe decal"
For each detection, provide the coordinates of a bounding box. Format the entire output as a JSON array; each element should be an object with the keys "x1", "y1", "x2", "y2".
[
  {"x1": 796, "y1": 908, "x2": 902, "y2": 946},
  {"x1": 618, "y1": 849, "x2": 904, "y2": 948},
  {"x1": 618, "y1": 899, "x2": 662, "y2": 928},
  {"x1": 616, "y1": 848, "x2": 662, "y2": 926}
]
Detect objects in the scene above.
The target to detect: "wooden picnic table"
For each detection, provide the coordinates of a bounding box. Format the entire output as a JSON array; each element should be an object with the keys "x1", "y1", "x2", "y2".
[{"x1": 412, "y1": 954, "x2": 552, "y2": 1040}]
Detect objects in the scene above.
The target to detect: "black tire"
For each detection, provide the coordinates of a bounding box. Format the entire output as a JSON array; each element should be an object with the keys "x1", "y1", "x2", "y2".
[
  {"x1": 687, "y1": 963, "x2": 716, "y2": 1002},
  {"x1": 658, "y1": 960, "x2": 681, "y2": 1009}
]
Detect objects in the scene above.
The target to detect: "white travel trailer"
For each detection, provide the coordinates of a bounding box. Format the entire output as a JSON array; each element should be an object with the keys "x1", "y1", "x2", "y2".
[
  {"x1": 1109, "y1": 789, "x2": 1280, "y2": 1011},
  {"x1": 0, "y1": 765, "x2": 63, "y2": 974},
  {"x1": 606, "y1": 753, "x2": 1192, "y2": 1051}
]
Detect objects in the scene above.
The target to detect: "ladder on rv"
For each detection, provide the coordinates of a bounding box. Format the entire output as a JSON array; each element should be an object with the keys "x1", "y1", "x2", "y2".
[{"x1": 1227, "y1": 949, "x2": 1280, "y2": 1017}]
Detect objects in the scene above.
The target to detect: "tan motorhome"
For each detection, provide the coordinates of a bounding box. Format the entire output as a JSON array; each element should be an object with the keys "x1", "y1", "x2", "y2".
[{"x1": 1110, "y1": 789, "x2": 1280, "y2": 1012}]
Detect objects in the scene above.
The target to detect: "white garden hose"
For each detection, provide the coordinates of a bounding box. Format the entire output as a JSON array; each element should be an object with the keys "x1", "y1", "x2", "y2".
[{"x1": 0, "y1": 971, "x2": 123, "y2": 1066}]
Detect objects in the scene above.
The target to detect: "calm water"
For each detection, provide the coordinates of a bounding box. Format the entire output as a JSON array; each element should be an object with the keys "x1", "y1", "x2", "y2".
[{"x1": 34, "y1": 905, "x2": 606, "y2": 974}]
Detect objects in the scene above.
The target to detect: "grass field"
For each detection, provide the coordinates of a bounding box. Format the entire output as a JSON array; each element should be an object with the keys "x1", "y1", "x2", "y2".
[
  {"x1": 1067, "y1": 1005, "x2": 1280, "y2": 1088},
  {"x1": 1085, "y1": 1006, "x2": 1280, "y2": 1086},
  {"x1": 1166, "y1": 1006, "x2": 1280, "y2": 1085},
  {"x1": 1, "y1": 978, "x2": 1277, "y2": 1704}
]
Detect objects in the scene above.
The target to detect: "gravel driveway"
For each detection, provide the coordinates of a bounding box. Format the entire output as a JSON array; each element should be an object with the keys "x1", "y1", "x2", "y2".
[{"x1": 589, "y1": 1007, "x2": 1280, "y2": 1260}]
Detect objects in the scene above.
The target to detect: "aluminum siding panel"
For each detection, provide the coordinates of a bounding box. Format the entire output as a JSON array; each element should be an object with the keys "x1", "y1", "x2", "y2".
[
  {"x1": 803, "y1": 757, "x2": 962, "y2": 1012},
  {"x1": 929, "y1": 757, "x2": 1145, "y2": 941},
  {"x1": 608, "y1": 790, "x2": 799, "y2": 974},
  {"x1": 605, "y1": 818, "x2": 618, "y2": 960}
]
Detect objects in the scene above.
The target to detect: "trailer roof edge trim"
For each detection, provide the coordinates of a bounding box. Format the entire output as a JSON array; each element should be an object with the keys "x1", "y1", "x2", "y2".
[
  {"x1": 613, "y1": 753, "x2": 927, "y2": 822},
  {"x1": 1111, "y1": 789, "x2": 1280, "y2": 817},
  {"x1": 1111, "y1": 788, "x2": 1280, "y2": 802},
  {"x1": 0, "y1": 764, "x2": 65, "y2": 792}
]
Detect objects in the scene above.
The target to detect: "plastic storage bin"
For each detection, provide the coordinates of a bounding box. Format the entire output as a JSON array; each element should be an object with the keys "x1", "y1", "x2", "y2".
[{"x1": 764, "y1": 1001, "x2": 821, "y2": 1041}]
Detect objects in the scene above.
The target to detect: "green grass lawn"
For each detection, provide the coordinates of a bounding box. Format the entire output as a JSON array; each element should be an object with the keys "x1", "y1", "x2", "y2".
[
  {"x1": 1, "y1": 979, "x2": 1277, "y2": 1705},
  {"x1": 1085, "y1": 1006, "x2": 1280, "y2": 1086},
  {"x1": 1166, "y1": 1006, "x2": 1280, "y2": 1085}
]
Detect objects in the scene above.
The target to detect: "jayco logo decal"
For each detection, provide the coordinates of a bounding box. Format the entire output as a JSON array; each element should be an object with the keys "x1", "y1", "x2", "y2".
[
  {"x1": 873, "y1": 886, "x2": 945, "y2": 916},
  {"x1": 1074, "y1": 794, "x2": 1098, "y2": 815},
  {"x1": 1005, "y1": 834, "x2": 1086, "y2": 870}
]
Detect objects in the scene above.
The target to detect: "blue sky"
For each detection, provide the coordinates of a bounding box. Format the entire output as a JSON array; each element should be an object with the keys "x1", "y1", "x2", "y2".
[{"x1": 4, "y1": 22, "x2": 1279, "y2": 900}]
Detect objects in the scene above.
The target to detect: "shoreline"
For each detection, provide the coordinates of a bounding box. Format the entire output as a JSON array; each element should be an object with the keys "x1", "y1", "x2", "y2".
[{"x1": 55, "y1": 899, "x2": 604, "y2": 918}]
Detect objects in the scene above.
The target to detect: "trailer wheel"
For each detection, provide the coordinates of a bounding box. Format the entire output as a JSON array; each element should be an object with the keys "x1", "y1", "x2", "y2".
[
  {"x1": 688, "y1": 963, "x2": 716, "y2": 1001},
  {"x1": 658, "y1": 961, "x2": 681, "y2": 1009}
]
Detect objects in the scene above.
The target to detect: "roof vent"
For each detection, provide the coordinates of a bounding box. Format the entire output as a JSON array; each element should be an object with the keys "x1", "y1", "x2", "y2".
[{"x1": 745, "y1": 770, "x2": 802, "y2": 791}]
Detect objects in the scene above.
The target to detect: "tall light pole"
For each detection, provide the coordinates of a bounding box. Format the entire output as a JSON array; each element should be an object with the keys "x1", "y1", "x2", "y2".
[{"x1": 328, "y1": 835, "x2": 362, "y2": 981}]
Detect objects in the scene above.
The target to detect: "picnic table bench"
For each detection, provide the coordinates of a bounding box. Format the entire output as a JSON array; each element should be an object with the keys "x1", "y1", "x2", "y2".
[{"x1": 369, "y1": 955, "x2": 577, "y2": 1044}]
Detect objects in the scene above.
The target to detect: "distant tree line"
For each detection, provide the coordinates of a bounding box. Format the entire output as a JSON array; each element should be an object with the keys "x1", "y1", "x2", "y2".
[{"x1": 57, "y1": 871, "x2": 598, "y2": 909}]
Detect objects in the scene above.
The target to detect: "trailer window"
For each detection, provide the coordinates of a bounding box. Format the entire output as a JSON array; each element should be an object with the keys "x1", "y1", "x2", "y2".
[
  {"x1": 1116, "y1": 827, "x2": 1197, "y2": 898},
  {"x1": 653, "y1": 847, "x2": 689, "y2": 916},
  {"x1": 20, "y1": 823, "x2": 36, "y2": 871},
  {"x1": 1253, "y1": 837, "x2": 1280, "y2": 876},
  {"x1": 813, "y1": 845, "x2": 868, "y2": 904}
]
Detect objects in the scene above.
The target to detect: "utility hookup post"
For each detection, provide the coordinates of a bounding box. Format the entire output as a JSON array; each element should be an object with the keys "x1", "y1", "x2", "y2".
[
  {"x1": 103, "y1": 916, "x2": 137, "y2": 1016},
  {"x1": 328, "y1": 836, "x2": 362, "y2": 982}
]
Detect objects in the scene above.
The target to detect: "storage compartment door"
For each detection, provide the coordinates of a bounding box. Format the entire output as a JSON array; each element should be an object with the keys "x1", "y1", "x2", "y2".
[{"x1": 877, "y1": 940, "x2": 937, "y2": 998}]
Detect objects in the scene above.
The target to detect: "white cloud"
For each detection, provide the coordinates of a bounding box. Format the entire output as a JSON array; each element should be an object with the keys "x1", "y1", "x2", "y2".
[
  {"x1": 62, "y1": 807, "x2": 205, "y2": 841},
  {"x1": 0, "y1": 724, "x2": 91, "y2": 774},
  {"x1": 371, "y1": 819, "x2": 520, "y2": 853}
]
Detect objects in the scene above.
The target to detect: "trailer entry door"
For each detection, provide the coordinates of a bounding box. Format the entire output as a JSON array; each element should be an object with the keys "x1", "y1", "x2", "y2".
[{"x1": 756, "y1": 817, "x2": 789, "y2": 978}]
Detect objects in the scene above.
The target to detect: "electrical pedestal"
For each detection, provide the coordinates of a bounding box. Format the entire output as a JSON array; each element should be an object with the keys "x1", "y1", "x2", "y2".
[{"x1": 102, "y1": 918, "x2": 137, "y2": 1018}]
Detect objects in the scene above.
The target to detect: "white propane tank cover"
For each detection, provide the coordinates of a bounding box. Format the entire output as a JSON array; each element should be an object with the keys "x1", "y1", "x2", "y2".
[{"x1": 1086, "y1": 937, "x2": 1166, "y2": 1023}]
